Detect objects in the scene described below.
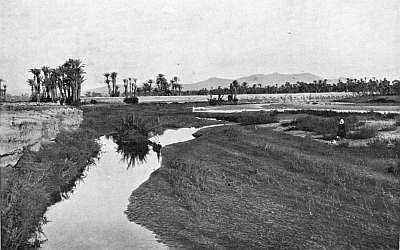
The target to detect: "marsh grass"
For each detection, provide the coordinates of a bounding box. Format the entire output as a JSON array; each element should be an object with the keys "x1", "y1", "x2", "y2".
[{"x1": 197, "y1": 111, "x2": 279, "y2": 125}]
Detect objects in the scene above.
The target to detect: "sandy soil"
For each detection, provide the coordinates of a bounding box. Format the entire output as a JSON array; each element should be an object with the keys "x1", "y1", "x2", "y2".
[{"x1": 0, "y1": 103, "x2": 83, "y2": 167}]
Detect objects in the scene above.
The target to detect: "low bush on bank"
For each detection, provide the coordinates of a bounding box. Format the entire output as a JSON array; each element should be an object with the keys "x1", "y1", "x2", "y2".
[
  {"x1": 123, "y1": 96, "x2": 139, "y2": 104},
  {"x1": 116, "y1": 114, "x2": 154, "y2": 139},
  {"x1": 1, "y1": 129, "x2": 101, "y2": 249}
]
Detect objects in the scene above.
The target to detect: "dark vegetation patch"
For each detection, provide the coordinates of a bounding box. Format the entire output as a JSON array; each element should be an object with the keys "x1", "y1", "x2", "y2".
[
  {"x1": 1, "y1": 130, "x2": 101, "y2": 249},
  {"x1": 282, "y1": 108, "x2": 398, "y2": 119},
  {"x1": 334, "y1": 95, "x2": 400, "y2": 104},
  {"x1": 196, "y1": 110, "x2": 279, "y2": 125},
  {"x1": 123, "y1": 96, "x2": 139, "y2": 104},
  {"x1": 367, "y1": 98, "x2": 397, "y2": 103}
]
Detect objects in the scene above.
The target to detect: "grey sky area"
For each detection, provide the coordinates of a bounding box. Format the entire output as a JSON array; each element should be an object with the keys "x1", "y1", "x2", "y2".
[{"x1": 1, "y1": 0, "x2": 399, "y2": 92}]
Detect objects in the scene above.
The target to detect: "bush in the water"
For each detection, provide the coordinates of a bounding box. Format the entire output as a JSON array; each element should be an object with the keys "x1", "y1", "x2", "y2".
[{"x1": 124, "y1": 96, "x2": 139, "y2": 104}]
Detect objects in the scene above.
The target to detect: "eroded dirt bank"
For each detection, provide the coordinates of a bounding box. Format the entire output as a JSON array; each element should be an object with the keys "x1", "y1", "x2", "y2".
[{"x1": 0, "y1": 103, "x2": 83, "y2": 167}]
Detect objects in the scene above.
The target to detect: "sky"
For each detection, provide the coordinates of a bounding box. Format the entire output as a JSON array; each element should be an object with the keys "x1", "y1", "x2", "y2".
[{"x1": 1, "y1": 0, "x2": 399, "y2": 93}]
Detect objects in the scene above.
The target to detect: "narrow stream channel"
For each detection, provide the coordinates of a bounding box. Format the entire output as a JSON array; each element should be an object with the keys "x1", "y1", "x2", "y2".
[{"x1": 41, "y1": 127, "x2": 202, "y2": 250}]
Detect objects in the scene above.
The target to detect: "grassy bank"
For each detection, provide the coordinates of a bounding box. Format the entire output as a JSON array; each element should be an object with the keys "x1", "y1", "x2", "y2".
[
  {"x1": 1, "y1": 129, "x2": 101, "y2": 249},
  {"x1": 126, "y1": 124, "x2": 399, "y2": 249}
]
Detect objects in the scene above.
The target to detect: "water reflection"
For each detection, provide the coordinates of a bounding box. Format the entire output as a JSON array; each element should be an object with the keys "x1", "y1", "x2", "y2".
[
  {"x1": 108, "y1": 135, "x2": 163, "y2": 169},
  {"x1": 41, "y1": 127, "x2": 204, "y2": 250}
]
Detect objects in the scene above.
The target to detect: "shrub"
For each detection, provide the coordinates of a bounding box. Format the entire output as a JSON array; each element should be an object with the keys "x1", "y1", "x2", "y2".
[
  {"x1": 123, "y1": 96, "x2": 139, "y2": 104},
  {"x1": 116, "y1": 114, "x2": 152, "y2": 138},
  {"x1": 90, "y1": 99, "x2": 97, "y2": 104}
]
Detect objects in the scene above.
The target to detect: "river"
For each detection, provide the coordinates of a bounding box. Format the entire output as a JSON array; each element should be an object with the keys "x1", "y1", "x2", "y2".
[{"x1": 41, "y1": 128, "x2": 201, "y2": 250}]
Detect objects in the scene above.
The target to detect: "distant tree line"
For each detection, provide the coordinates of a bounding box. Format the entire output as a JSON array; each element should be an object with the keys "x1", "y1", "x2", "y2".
[
  {"x1": 181, "y1": 78, "x2": 400, "y2": 97},
  {"x1": 27, "y1": 59, "x2": 85, "y2": 105},
  {"x1": 102, "y1": 73, "x2": 182, "y2": 97},
  {"x1": 90, "y1": 76, "x2": 400, "y2": 98}
]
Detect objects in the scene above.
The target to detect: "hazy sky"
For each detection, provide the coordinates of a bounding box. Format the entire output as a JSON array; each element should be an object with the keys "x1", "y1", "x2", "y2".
[{"x1": 1, "y1": 0, "x2": 399, "y2": 92}]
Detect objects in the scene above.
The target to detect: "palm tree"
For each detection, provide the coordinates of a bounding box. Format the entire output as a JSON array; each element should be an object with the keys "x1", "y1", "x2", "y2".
[
  {"x1": 128, "y1": 77, "x2": 132, "y2": 95},
  {"x1": 27, "y1": 79, "x2": 35, "y2": 100},
  {"x1": 57, "y1": 66, "x2": 67, "y2": 104},
  {"x1": 132, "y1": 77, "x2": 138, "y2": 96},
  {"x1": 0, "y1": 78, "x2": 5, "y2": 102},
  {"x1": 2, "y1": 84, "x2": 6, "y2": 101},
  {"x1": 64, "y1": 59, "x2": 85, "y2": 104},
  {"x1": 41, "y1": 66, "x2": 50, "y2": 100},
  {"x1": 177, "y1": 83, "x2": 183, "y2": 95},
  {"x1": 110, "y1": 72, "x2": 118, "y2": 97},
  {"x1": 147, "y1": 79, "x2": 154, "y2": 95},
  {"x1": 156, "y1": 74, "x2": 169, "y2": 95},
  {"x1": 30, "y1": 68, "x2": 42, "y2": 103},
  {"x1": 241, "y1": 81, "x2": 248, "y2": 94},
  {"x1": 104, "y1": 73, "x2": 111, "y2": 96},
  {"x1": 123, "y1": 78, "x2": 128, "y2": 96},
  {"x1": 231, "y1": 80, "x2": 240, "y2": 100}
]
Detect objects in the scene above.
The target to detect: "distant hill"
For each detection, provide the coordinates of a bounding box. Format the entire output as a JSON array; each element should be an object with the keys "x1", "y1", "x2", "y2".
[
  {"x1": 182, "y1": 73, "x2": 328, "y2": 90},
  {"x1": 181, "y1": 77, "x2": 233, "y2": 91},
  {"x1": 83, "y1": 85, "x2": 124, "y2": 96}
]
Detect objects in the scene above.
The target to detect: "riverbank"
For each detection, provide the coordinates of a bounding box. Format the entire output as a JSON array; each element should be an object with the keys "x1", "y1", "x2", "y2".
[{"x1": 127, "y1": 124, "x2": 399, "y2": 249}]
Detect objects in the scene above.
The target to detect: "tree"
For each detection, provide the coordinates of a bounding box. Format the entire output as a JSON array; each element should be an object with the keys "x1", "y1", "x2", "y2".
[
  {"x1": 27, "y1": 79, "x2": 35, "y2": 99},
  {"x1": 128, "y1": 77, "x2": 132, "y2": 95},
  {"x1": 156, "y1": 74, "x2": 168, "y2": 95},
  {"x1": 30, "y1": 68, "x2": 42, "y2": 103},
  {"x1": 123, "y1": 78, "x2": 128, "y2": 96},
  {"x1": 0, "y1": 78, "x2": 5, "y2": 102},
  {"x1": 41, "y1": 66, "x2": 51, "y2": 100},
  {"x1": 104, "y1": 73, "x2": 111, "y2": 96},
  {"x1": 63, "y1": 59, "x2": 85, "y2": 104},
  {"x1": 230, "y1": 80, "x2": 240, "y2": 100},
  {"x1": 110, "y1": 72, "x2": 118, "y2": 97},
  {"x1": 241, "y1": 81, "x2": 248, "y2": 94},
  {"x1": 132, "y1": 78, "x2": 138, "y2": 96}
]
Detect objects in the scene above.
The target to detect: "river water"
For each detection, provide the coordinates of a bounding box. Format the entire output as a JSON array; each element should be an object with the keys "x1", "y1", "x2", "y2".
[{"x1": 41, "y1": 128, "x2": 201, "y2": 250}]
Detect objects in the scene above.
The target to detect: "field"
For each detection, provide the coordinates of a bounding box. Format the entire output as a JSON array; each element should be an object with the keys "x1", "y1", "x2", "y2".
[{"x1": 1, "y1": 98, "x2": 399, "y2": 249}]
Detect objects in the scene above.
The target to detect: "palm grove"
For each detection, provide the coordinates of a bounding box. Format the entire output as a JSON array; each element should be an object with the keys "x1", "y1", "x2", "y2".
[
  {"x1": 99, "y1": 73, "x2": 183, "y2": 97},
  {"x1": 27, "y1": 58, "x2": 85, "y2": 105}
]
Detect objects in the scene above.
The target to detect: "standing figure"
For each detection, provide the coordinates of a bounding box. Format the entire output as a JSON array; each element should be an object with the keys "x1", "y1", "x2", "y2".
[{"x1": 337, "y1": 118, "x2": 346, "y2": 139}]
